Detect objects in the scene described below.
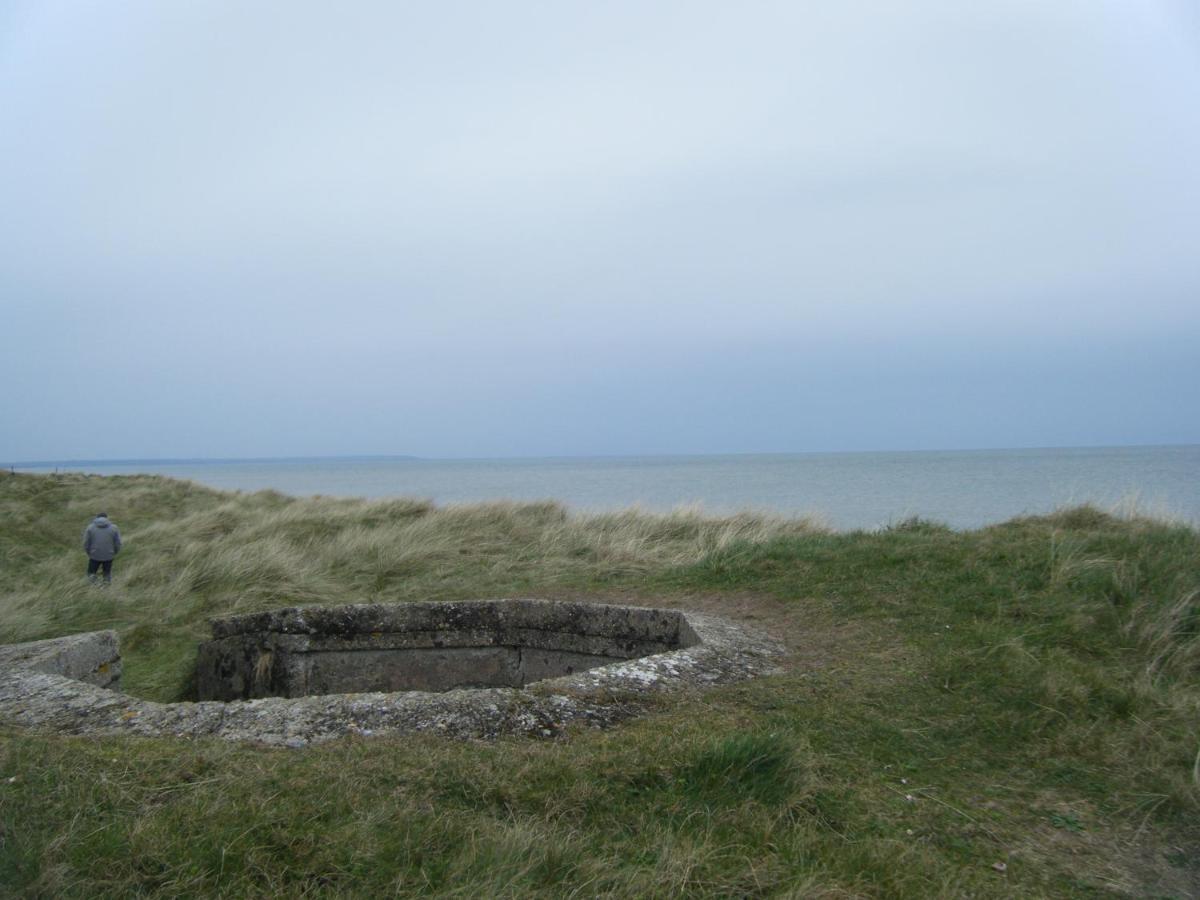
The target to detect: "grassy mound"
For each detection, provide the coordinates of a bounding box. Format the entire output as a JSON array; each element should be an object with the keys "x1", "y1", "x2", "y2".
[{"x1": 1, "y1": 471, "x2": 1197, "y2": 897}]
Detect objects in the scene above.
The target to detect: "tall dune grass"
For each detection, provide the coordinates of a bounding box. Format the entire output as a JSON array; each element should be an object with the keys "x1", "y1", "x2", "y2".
[
  {"x1": 0, "y1": 472, "x2": 824, "y2": 698},
  {"x1": 2, "y1": 472, "x2": 1196, "y2": 705}
]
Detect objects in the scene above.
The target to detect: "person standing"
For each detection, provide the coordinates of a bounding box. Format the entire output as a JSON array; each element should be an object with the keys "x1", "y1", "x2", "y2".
[{"x1": 82, "y1": 511, "x2": 122, "y2": 585}]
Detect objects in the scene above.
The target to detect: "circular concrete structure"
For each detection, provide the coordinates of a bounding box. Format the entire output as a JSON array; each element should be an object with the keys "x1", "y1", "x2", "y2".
[
  {"x1": 196, "y1": 601, "x2": 703, "y2": 700},
  {"x1": 0, "y1": 600, "x2": 784, "y2": 747}
]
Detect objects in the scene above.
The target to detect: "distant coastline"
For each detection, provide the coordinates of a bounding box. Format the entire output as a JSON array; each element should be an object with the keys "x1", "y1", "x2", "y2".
[
  {"x1": 7, "y1": 442, "x2": 1197, "y2": 471},
  {"x1": 7, "y1": 453, "x2": 424, "y2": 469}
]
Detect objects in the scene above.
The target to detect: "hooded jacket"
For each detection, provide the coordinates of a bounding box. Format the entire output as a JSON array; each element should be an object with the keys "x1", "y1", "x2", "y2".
[{"x1": 82, "y1": 516, "x2": 122, "y2": 561}]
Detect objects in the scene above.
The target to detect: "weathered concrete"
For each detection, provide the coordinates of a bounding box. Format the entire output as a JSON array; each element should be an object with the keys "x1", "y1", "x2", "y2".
[
  {"x1": 0, "y1": 630, "x2": 121, "y2": 689},
  {"x1": 0, "y1": 599, "x2": 785, "y2": 747},
  {"x1": 195, "y1": 600, "x2": 696, "y2": 700}
]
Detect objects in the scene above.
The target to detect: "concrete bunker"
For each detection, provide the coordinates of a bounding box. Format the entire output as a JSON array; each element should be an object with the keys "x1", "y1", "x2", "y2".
[
  {"x1": 0, "y1": 599, "x2": 785, "y2": 746},
  {"x1": 196, "y1": 600, "x2": 699, "y2": 700}
]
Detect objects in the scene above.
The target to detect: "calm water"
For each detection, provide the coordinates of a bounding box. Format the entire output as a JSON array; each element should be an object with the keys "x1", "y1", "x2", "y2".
[{"x1": 17, "y1": 446, "x2": 1200, "y2": 531}]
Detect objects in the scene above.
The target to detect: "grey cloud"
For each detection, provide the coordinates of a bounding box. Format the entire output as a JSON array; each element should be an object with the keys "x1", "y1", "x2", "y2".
[{"x1": 2, "y1": 1, "x2": 1199, "y2": 460}]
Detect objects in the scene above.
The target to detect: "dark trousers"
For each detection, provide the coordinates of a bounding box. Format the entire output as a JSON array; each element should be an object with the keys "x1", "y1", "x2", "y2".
[{"x1": 87, "y1": 558, "x2": 114, "y2": 582}]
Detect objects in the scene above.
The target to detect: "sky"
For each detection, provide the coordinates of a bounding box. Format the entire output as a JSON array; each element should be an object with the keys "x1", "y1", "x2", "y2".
[{"x1": 2, "y1": 0, "x2": 1199, "y2": 462}]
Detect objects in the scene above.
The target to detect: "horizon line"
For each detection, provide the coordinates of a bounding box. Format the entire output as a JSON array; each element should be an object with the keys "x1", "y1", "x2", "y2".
[{"x1": 5, "y1": 441, "x2": 1198, "y2": 470}]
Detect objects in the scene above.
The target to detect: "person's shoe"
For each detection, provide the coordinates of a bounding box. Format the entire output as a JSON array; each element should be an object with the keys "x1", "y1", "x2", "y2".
[{"x1": 88, "y1": 574, "x2": 99, "y2": 586}]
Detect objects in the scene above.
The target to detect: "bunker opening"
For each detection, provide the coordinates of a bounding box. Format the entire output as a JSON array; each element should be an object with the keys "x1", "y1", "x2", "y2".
[{"x1": 196, "y1": 600, "x2": 700, "y2": 701}]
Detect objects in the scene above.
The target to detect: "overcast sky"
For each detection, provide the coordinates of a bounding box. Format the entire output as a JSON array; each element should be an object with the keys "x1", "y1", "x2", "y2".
[{"x1": 2, "y1": 1, "x2": 1199, "y2": 462}]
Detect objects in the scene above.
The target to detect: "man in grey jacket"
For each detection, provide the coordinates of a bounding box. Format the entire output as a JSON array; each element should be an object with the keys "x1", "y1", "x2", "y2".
[{"x1": 82, "y1": 512, "x2": 122, "y2": 585}]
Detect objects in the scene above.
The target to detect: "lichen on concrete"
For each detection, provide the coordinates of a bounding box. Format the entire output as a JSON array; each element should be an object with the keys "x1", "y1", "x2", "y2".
[{"x1": 0, "y1": 599, "x2": 785, "y2": 747}]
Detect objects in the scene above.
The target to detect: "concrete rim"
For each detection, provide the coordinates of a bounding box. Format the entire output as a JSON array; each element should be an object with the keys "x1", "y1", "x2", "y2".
[{"x1": 0, "y1": 599, "x2": 786, "y2": 747}]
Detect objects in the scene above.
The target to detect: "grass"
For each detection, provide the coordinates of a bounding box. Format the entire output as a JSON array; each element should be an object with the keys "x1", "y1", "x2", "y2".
[{"x1": 0, "y1": 470, "x2": 1198, "y2": 897}]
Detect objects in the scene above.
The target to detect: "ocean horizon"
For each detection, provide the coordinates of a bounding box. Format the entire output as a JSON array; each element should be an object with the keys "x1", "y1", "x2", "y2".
[{"x1": 12, "y1": 444, "x2": 1199, "y2": 531}]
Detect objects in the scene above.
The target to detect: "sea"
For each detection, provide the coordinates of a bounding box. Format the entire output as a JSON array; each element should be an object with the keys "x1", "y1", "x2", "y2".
[{"x1": 13, "y1": 445, "x2": 1200, "y2": 531}]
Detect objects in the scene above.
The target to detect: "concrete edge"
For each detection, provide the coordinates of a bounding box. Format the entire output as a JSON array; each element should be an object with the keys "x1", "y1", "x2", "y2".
[{"x1": 0, "y1": 602, "x2": 785, "y2": 747}]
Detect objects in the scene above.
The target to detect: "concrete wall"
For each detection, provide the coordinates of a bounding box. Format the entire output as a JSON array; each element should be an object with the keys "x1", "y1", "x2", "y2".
[
  {"x1": 299, "y1": 646, "x2": 617, "y2": 695},
  {"x1": 1, "y1": 608, "x2": 786, "y2": 746},
  {"x1": 195, "y1": 600, "x2": 695, "y2": 701}
]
